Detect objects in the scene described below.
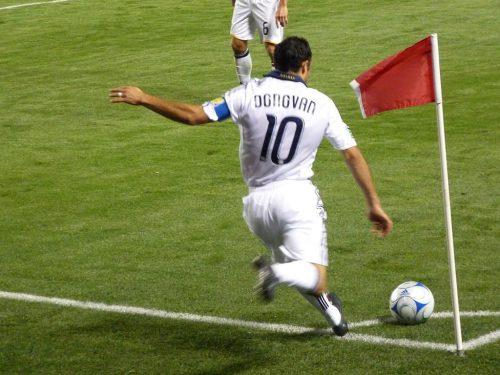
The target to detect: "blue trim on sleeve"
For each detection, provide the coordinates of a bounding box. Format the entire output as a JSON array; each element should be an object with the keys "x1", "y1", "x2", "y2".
[{"x1": 213, "y1": 99, "x2": 230, "y2": 121}]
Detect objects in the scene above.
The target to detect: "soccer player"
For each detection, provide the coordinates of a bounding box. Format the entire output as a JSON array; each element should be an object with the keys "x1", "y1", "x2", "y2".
[
  {"x1": 109, "y1": 36, "x2": 393, "y2": 337},
  {"x1": 230, "y1": 0, "x2": 289, "y2": 84}
]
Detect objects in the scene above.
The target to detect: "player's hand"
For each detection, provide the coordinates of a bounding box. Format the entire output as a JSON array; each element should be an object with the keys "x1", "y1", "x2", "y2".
[
  {"x1": 275, "y1": 6, "x2": 288, "y2": 27},
  {"x1": 368, "y1": 206, "x2": 393, "y2": 238},
  {"x1": 109, "y1": 86, "x2": 145, "y2": 105}
]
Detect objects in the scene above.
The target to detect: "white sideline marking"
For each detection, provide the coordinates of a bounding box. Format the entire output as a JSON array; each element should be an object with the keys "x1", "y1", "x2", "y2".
[
  {"x1": 0, "y1": 291, "x2": 318, "y2": 335},
  {"x1": 0, "y1": 0, "x2": 70, "y2": 11},
  {"x1": 347, "y1": 333, "x2": 454, "y2": 351},
  {"x1": 1, "y1": 291, "x2": 499, "y2": 352},
  {"x1": 462, "y1": 330, "x2": 500, "y2": 351}
]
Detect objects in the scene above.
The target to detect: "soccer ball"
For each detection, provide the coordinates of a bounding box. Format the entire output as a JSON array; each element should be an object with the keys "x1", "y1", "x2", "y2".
[{"x1": 390, "y1": 281, "x2": 435, "y2": 325}]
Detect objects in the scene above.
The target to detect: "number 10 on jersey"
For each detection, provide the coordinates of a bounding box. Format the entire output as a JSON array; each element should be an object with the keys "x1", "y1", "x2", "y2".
[{"x1": 260, "y1": 115, "x2": 304, "y2": 165}]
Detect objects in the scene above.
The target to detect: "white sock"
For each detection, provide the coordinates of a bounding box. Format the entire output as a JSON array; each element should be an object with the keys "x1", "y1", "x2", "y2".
[
  {"x1": 234, "y1": 49, "x2": 252, "y2": 84},
  {"x1": 300, "y1": 292, "x2": 342, "y2": 326},
  {"x1": 270, "y1": 261, "x2": 319, "y2": 292}
]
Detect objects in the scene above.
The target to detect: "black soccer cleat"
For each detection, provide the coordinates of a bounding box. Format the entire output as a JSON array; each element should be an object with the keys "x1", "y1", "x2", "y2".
[
  {"x1": 252, "y1": 256, "x2": 278, "y2": 302},
  {"x1": 328, "y1": 292, "x2": 349, "y2": 337}
]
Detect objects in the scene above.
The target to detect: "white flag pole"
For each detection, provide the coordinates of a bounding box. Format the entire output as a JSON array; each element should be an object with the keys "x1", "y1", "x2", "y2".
[{"x1": 430, "y1": 33, "x2": 464, "y2": 356}]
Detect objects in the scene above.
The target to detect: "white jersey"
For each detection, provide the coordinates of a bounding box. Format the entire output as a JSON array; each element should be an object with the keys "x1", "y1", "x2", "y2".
[{"x1": 203, "y1": 71, "x2": 357, "y2": 187}]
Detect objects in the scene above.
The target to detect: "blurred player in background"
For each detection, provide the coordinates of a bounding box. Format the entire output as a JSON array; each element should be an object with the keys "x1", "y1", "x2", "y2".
[
  {"x1": 109, "y1": 36, "x2": 392, "y2": 337},
  {"x1": 230, "y1": 0, "x2": 289, "y2": 84}
]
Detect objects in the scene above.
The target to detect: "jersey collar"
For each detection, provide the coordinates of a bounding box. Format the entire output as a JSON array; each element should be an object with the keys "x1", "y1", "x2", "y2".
[{"x1": 264, "y1": 70, "x2": 307, "y2": 86}]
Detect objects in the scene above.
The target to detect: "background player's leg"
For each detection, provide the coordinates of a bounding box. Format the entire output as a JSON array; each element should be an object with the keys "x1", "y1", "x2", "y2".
[
  {"x1": 231, "y1": 37, "x2": 252, "y2": 84},
  {"x1": 264, "y1": 42, "x2": 276, "y2": 69}
]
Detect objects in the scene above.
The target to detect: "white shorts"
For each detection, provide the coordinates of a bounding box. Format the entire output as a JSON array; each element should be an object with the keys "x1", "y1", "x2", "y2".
[
  {"x1": 242, "y1": 180, "x2": 329, "y2": 266},
  {"x1": 230, "y1": 0, "x2": 284, "y2": 44}
]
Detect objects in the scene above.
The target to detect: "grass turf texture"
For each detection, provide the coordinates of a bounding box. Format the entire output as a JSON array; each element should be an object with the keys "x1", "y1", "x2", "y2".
[{"x1": 0, "y1": 0, "x2": 498, "y2": 373}]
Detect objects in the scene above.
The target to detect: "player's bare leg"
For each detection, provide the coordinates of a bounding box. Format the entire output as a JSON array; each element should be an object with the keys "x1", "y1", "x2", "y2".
[
  {"x1": 231, "y1": 36, "x2": 252, "y2": 84},
  {"x1": 264, "y1": 42, "x2": 277, "y2": 69}
]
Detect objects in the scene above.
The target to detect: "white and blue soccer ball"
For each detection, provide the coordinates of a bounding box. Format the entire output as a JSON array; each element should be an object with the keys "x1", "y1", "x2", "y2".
[{"x1": 390, "y1": 281, "x2": 435, "y2": 325}]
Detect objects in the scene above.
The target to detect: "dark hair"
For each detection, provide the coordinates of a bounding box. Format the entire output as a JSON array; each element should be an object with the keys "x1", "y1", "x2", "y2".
[{"x1": 274, "y1": 36, "x2": 312, "y2": 73}]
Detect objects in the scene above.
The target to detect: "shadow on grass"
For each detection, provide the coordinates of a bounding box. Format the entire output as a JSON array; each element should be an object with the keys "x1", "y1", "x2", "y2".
[{"x1": 64, "y1": 314, "x2": 311, "y2": 374}]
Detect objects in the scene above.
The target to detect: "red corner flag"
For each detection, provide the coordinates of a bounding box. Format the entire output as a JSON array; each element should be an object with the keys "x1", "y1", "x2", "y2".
[
  {"x1": 350, "y1": 36, "x2": 435, "y2": 118},
  {"x1": 351, "y1": 34, "x2": 465, "y2": 355}
]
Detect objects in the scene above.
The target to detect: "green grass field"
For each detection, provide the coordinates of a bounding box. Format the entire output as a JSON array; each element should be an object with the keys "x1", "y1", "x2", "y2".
[{"x1": 0, "y1": 0, "x2": 498, "y2": 373}]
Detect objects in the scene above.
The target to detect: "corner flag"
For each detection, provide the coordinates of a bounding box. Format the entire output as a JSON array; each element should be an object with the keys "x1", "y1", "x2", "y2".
[
  {"x1": 351, "y1": 34, "x2": 464, "y2": 356},
  {"x1": 350, "y1": 36, "x2": 435, "y2": 118}
]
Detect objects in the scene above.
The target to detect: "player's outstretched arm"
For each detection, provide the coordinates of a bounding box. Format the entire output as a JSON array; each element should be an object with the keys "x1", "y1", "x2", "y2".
[
  {"x1": 109, "y1": 86, "x2": 211, "y2": 126},
  {"x1": 341, "y1": 146, "x2": 393, "y2": 237}
]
